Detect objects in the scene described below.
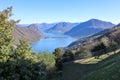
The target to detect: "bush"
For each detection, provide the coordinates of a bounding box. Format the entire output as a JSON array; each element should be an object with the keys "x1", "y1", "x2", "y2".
[
  {"x1": 63, "y1": 50, "x2": 74, "y2": 62},
  {"x1": 91, "y1": 42, "x2": 107, "y2": 58},
  {"x1": 75, "y1": 46, "x2": 92, "y2": 59}
]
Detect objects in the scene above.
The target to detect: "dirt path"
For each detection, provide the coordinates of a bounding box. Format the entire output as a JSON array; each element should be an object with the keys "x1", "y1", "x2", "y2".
[{"x1": 74, "y1": 57, "x2": 95, "y2": 63}]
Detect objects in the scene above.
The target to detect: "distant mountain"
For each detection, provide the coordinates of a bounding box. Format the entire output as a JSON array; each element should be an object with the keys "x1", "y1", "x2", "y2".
[
  {"x1": 39, "y1": 23, "x2": 57, "y2": 31},
  {"x1": 46, "y1": 22, "x2": 79, "y2": 34},
  {"x1": 27, "y1": 23, "x2": 56, "y2": 32},
  {"x1": 27, "y1": 24, "x2": 41, "y2": 32},
  {"x1": 65, "y1": 19, "x2": 115, "y2": 38},
  {"x1": 67, "y1": 23, "x2": 120, "y2": 50},
  {"x1": 13, "y1": 26, "x2": 43, "y2": 44}
]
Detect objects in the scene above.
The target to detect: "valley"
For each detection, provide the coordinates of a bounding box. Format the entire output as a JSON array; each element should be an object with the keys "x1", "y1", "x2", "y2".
[
  {"x1": 14, "y1": 19, "x2": 120, "y2": 80},
  {"x1": 1, "y1": 1, "x2": 120, "y2": 80},
  {"x1": 19, "y1": 19, "x2": 115, "y2": 53}
]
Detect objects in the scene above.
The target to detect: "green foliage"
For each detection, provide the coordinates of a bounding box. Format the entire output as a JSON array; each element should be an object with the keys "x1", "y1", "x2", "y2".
[
  {"x1": 63, "y1": 50, "x2": 73, "y2": 57},
  {"x1": 37, "y1": 52, "x2": 55, "y2": 68},
  {"x1": 15, "y1": 40, "x2": 32, "y2": 59},
  {"x1": 61, "y1": 48, "x2": 120, "y2": 80},
  {"x1": 91, "y1": 42, "x2": 107, "y2": 57},
  {"x1": 53, "y1": 48, "x2": 62, "y2": 59},
  {"x1": 63, "y1": 49, "x2": 74, "y2": 62},
  {"x1": 82, "y1": 53, "x2": 120, "y2": 80},
  {"x1": 0, "y1": 39, "x2": 47, "y2": 80},
  {"x1": 0, "y1": 7, "x2": 16, "y2": 62},
  {"x1": 75, "y1": 46, "x2": 92, "y2": 59},
  {"x1": 108, "y1": 40, "x2": 118, "y2": 53},
  {"x1": 91, "y1": 42, "x2": 106, "y2": 52},
  {"x1": 0, "y1": 7, "x2": 55, "y2": 80}
]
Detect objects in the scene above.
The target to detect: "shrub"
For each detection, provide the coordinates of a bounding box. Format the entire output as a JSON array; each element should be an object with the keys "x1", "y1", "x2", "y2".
[{"x1": 75, "y1": 46, "x2": 92, "y2": 59}]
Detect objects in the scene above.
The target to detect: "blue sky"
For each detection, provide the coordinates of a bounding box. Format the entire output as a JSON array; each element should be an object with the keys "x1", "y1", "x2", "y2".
[{"x1": 0, "y1": 0, "x2": 120, "y2": 24}]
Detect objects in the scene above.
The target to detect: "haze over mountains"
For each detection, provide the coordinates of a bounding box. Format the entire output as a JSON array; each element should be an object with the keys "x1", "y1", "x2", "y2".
[
  {"x1": 22, "y1": 19, "x2": 115, "y2": 37},
  {"x1": 46, "y1": 22, "x2": 79, "y2": 34},
  {"x1": 27, "y1": 23, "x2": 56, "y2": 32},
  {"x1": 15, "y1": 19, "x2": 115, "y2": 44}
]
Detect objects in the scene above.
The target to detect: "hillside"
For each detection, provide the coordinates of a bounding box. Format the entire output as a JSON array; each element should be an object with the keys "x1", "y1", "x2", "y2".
[
  {"x1": 68, "y1": 24, "x2": 120, "y2": 50},
  {"x1": 62, "y1": 50, "x2": 120, "y2": 80},
  {"x1": 13, "y1": 26, "x2": 43, "y2": 44},
  {"x1": 58, "y1": 23, "x2": 120, "y2": 80},
  {"x1": 82, "y1": 52, "x2": 120, "y2": 80},
  {"x1": 46, "y1": 22, "x2": 79, "y2": 34},
  {"x1": 65, "y1": 19, "x2": 115, "y2": 38},
  {"x1": 57, "y1": 23, "x2": 120, "y2": 80}
]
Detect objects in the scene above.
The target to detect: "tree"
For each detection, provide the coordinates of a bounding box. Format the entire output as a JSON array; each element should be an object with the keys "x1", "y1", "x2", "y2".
[
  {"x1": 91, "y1": 42, "x2": 106, "y2": 52},
  {"x1": 14, "y1": 39, "x2": 32, "y2": 59},
  {"x1": 53, "y1": 48, "x2": 63, "y2": 79},
  {"x1": 53, "y1": 48, "x2": 62, "y2": 59},
  {"x1": 76, "y1": 46, "x2": 92, "y2": 59},
  {"x1": 0, "y1": 7, "x2": 17, "y2": 62},
  {"x1": 63, "y1": 49, "x2": 74, "y2": 62},
  {"x1": 91, "y1": 42, "x2": 107, "y2": 58},
  {"x1": 0, "y1": 7, "x2": 48, "y2": 80},
  {"x1": 109, "y1": 41, "x2": 118, "y2": 54}
]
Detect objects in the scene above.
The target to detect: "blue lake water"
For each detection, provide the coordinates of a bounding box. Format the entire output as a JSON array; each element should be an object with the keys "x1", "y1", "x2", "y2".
[{"x1": 31, "y1": 33, "x2": 77, "y2": 53}]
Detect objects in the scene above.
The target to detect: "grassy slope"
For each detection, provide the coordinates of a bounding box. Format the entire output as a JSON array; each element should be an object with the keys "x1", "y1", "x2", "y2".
[
  {"x1": 82, "y1": 53, "x2": 120, "y2": 80},
  {"x1": 62, "y1": 51, "x2": 120, "y2": 80}
]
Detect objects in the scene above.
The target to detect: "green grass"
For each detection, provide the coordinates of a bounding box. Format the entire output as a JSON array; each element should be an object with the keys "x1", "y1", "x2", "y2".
[
  {"x1": 82, "y1": 62, "x2": 120, "y2": 80},
  {"x1": 62, "y1": 52, "x2": 120, "y2": 80},
  {"x1": 81, "y1": 53, "x2": 120, "y2": 80}
]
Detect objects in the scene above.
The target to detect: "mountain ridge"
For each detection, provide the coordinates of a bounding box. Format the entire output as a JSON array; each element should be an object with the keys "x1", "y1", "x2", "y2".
[
  {"x1": 65, "y1": 19, "x2": 115, "y2": 38},
  {"x1": 67, "y1": 23, "x2": 120, "y2": 51},
  {"x1": 13, "y1": 25, "x2": 43, "y2": 44},
  {"x1": 46, "y1": 22, "x2": 79, "y2": 34}
]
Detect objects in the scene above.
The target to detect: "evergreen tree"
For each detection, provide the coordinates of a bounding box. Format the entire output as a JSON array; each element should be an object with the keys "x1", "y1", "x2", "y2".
[
  {"x1": 0, "y1": 7, "x2": 48, "y2": 80},
  {"x1": 0, "y1": 7, "x2": 16, "y2": 62},
  {"x1": 14, "y1": 39, "x2": 32, "y2": 59}
]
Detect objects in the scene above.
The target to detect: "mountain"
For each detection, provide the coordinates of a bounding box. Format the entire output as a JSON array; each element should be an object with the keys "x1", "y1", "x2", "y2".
[
  {"x1": 57, "y1": 24, "x2": 120, "y2": 80},
  {"x1": 63, "y1": 24, "x2": 120, "y2": 79},
  {"x1": 27, "y1": 23, "x2": 56, "y2": 32},
  {"x1": 13, "y1": 26, "x2": 43, "y2": 44},
  {"x1": 68, "y1": 28, "x2": 111, "y2": 48},
  {"x1": 39, "y1": 23, "x2": 57, "y2": 31},
  {"x1": 46, "y1": 22, "x2": 79, "y2": 34},
  {"x1": 65, "y1": 19, "x2": 115, "y2": 38},
  {"x1": 67, "y1": 23, "x2": 120, "y2": 51}
]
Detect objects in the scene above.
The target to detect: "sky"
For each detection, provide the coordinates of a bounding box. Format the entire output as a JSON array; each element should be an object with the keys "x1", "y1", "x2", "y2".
[{"x1": 0, "y1": 0, "x2": 120, "y2": 24}]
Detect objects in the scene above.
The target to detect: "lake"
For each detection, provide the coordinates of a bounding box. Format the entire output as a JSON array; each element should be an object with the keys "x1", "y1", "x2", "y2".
[{"x1": 31, "y1": 33, "x2": 77, "y2": 53}]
